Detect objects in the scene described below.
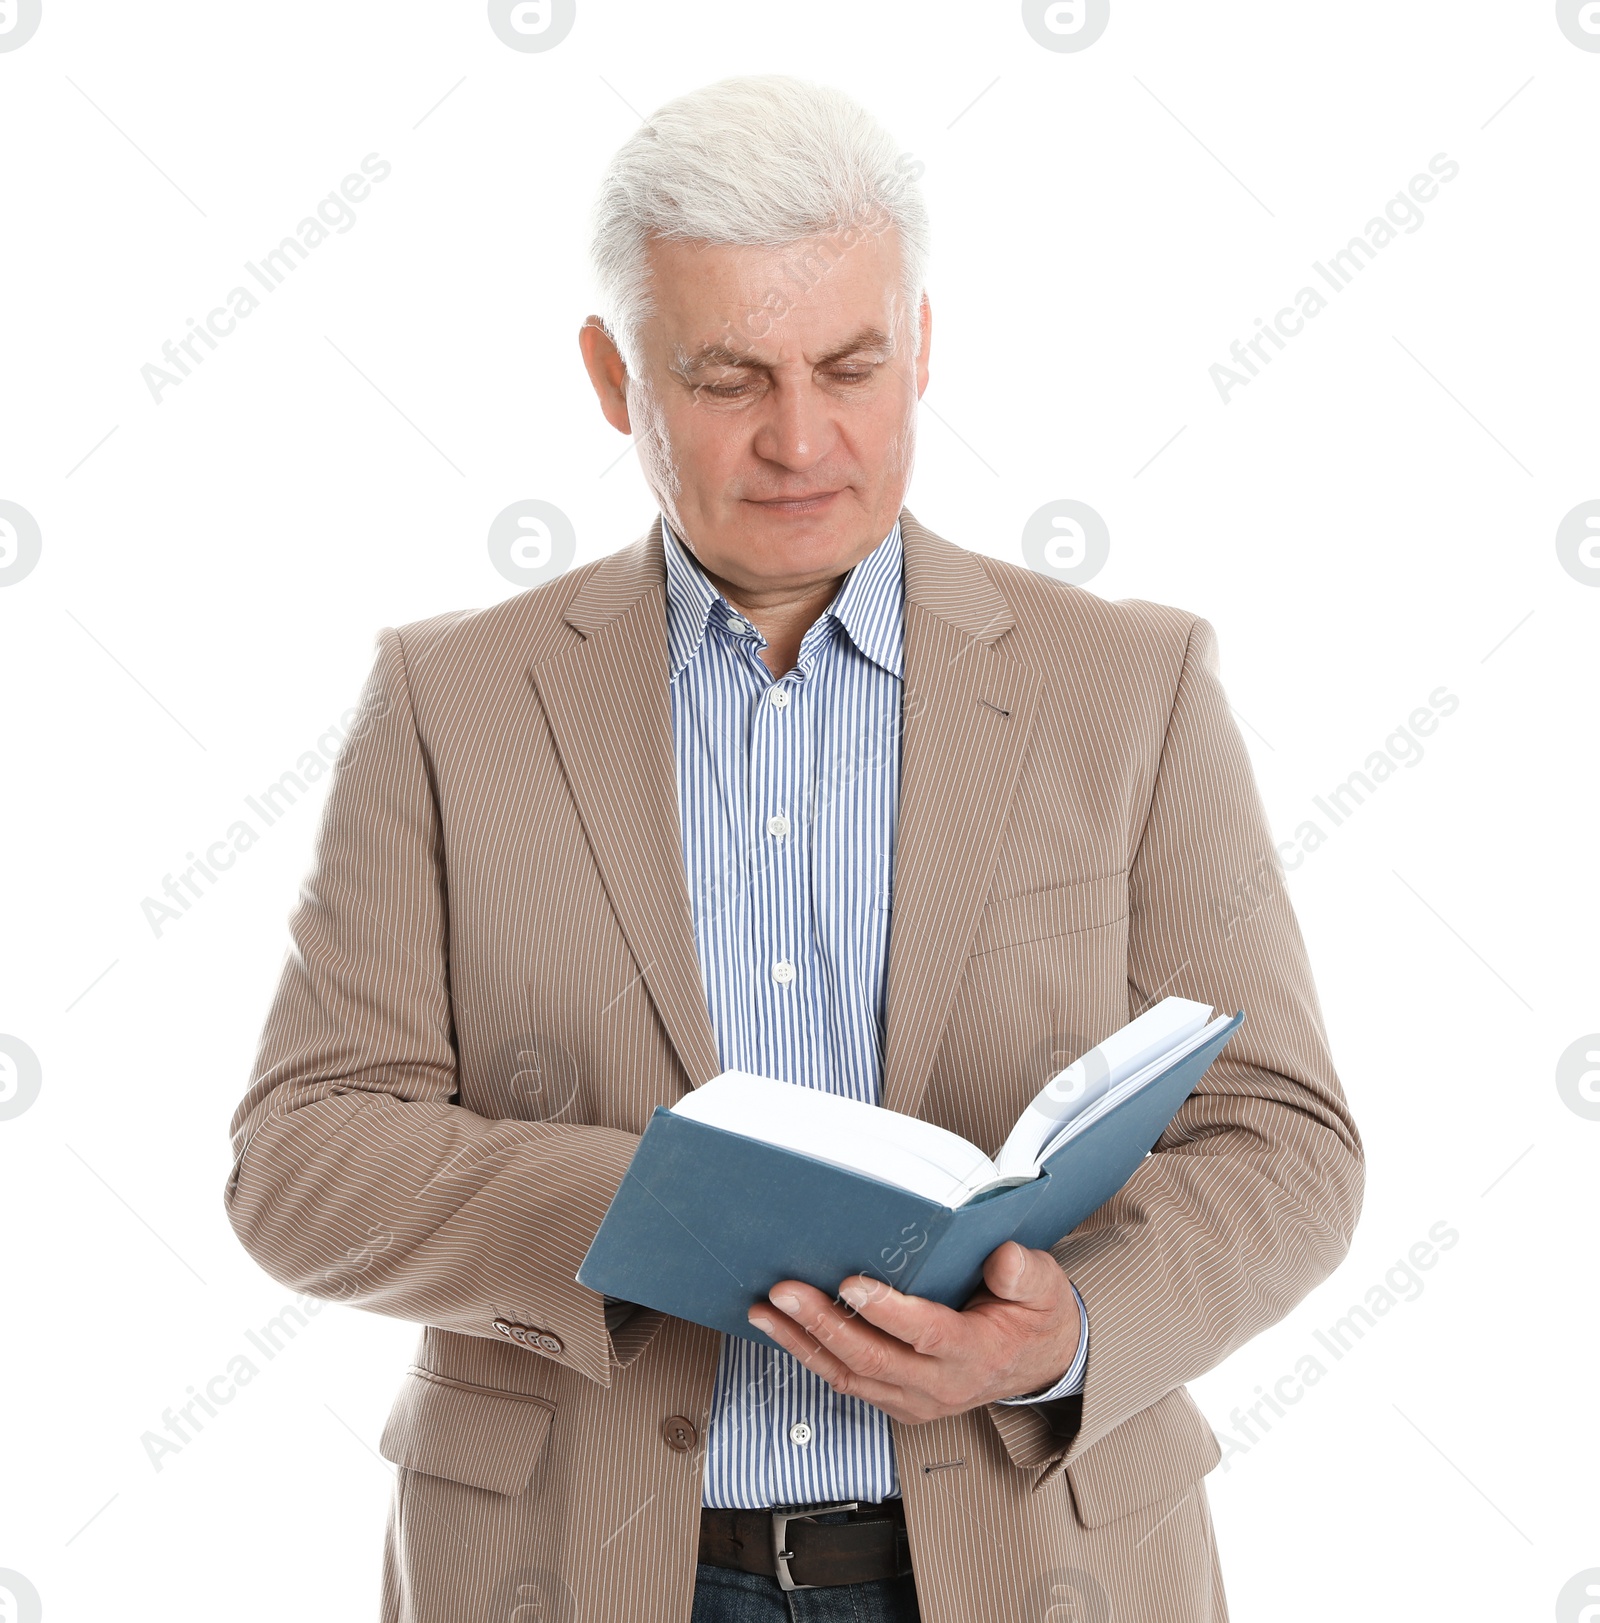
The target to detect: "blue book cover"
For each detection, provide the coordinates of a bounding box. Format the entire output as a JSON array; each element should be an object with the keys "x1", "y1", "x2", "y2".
[{"x1": 578, "y1": 1011, "x2": 1244, "y2": 1347}]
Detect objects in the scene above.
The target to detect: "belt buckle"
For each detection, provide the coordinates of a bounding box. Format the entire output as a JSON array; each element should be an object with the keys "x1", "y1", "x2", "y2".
[{"x1": 771, "y1": 1499, "x2": 858, "y2": 1592}]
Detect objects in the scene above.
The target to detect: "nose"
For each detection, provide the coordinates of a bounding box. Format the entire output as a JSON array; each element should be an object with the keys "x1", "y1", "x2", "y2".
[{"x1": 751, "y1": 373, "x2": 833, "y2": 473}]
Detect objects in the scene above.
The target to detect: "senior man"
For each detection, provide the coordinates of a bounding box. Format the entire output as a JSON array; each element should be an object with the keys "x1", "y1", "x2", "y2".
[{"x1": 226, "y1": 76, "x2": 1362, "y2": 1623}]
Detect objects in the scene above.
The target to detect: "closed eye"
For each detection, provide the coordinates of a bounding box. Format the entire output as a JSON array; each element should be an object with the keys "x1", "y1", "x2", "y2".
[{"x1": 695, "y1": 362, "x2": 881, "y2": 399}]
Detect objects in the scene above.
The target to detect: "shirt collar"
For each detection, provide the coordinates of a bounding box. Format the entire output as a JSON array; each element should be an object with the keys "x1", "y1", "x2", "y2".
[{"x1": 661, "y1": 516, "x2": 904, "y2": 681}]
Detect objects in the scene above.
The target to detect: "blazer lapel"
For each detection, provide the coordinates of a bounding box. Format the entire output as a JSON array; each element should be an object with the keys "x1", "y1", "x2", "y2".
[
  {"x1": 528, "y1": 507, "x2": 1038, "y2": 1116},
  {"x1": 880, "y1": 511, "x2": 1042, "y2": 1119},
  {"x1": 528, "y1": 519, "x2": 723, "y2": 1091}
]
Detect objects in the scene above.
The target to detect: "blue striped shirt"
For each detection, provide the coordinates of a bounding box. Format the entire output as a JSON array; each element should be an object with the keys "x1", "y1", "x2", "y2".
[{"x1": 660, "y1": 516, "x2": 1087, "y2": 1509}]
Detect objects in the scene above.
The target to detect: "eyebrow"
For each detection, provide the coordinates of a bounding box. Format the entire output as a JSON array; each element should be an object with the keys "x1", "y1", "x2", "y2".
[{"x1": 674, "y1": 326, "x2": 896, "y2": 377}]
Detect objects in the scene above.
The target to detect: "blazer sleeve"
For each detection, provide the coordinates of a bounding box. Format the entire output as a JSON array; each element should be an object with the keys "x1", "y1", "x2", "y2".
[
  {"x1": 223, "y1": 625, "x2": 662, "y2": 1388},
  {"x1": 996, "y1": 613, "x2": 1364, "y2": 1480}
]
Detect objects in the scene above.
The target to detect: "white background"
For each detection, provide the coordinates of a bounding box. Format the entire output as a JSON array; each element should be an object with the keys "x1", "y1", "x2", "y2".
[{"x1": 1, "y1": 2, "x2": 1595, "y2": 1619}]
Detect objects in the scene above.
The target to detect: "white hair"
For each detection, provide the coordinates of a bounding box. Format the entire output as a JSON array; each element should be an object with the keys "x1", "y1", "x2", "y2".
[{"x1": 589, "y1": 75, "x2": 930, "y2": 376}]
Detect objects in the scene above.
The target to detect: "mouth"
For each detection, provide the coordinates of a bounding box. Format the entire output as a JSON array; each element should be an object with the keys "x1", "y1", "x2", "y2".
[{"x1": 745, "y1": 489, "x2": 844, "y2": 516}]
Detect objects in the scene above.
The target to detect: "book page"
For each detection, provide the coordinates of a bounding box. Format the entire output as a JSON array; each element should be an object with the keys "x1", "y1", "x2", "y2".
[
  {"x1": 672, "y1": 1073, "x2": 999, "y2": 1207},
  {"x1": 1034, "y1": 1012, "x2": 1236, "y2": 1163},
  {"x1": 991, "y1": 997, "x2": 1214, "y2": 1180}
]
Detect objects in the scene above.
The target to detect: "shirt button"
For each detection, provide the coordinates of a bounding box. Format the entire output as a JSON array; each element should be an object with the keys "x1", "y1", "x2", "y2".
[
  {"x1": 770, "y1": 688, "x2": 790, "y2": 709},
  {"x1": 772, "y1": 960, "x2": 796, "y2": 986},
  {"x1": 725, "y1": 616, "x2": 745, "y2": 633},
  {"x1": 789, "y1": 1421, "x2": 813, "y2": 1446},
  {"x1": 767, "y1": 814, "x2": 790, "y2": 838}
]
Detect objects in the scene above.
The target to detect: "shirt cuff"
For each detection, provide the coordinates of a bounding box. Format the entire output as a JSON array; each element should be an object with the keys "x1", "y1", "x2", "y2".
[{"x1": 995, "y1": 1280, "x2": 1088, "y2": 1405}]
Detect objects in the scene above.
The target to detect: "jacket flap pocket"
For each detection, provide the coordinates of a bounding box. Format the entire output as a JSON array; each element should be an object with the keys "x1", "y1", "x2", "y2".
[
  {"x1": 379, "y1": 1367, "x2": 555, "y2": 1496},
  {"x1": 971, "y1": 871, "x2": 1128, "y2": 956},
  {"x1": 1064, "y1": 1386, "x2": 1221, "y2": 1529}
]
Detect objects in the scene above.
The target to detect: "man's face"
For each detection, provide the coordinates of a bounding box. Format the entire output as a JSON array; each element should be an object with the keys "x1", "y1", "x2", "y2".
[{"x1": 583, "y1": 226, "x2": 931, "y2": 600}]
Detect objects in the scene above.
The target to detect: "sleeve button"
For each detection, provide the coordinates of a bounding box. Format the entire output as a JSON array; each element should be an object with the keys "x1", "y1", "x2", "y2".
[{"x1": 492, "y1": 1319, "x2": 562, "y2": 1356}]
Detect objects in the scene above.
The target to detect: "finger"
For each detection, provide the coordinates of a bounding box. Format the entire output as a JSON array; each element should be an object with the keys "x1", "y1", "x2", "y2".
[
  {"x1": 981, "y1": 1241, "x2": 1058, "y2": 1304},
  {"x1": 762, "y1": 1280, "x2": 922, "y2": 1383},
  {"x1": 748, "y1": 1306, "x2": 932, "y2": 1419},
  {"x1": 837, "y1": 1275, "x2": 966, "y2": 1357},
  {"x1": 747, "y1": 1303, "x2": 838, "y2": 1373},
  {"x1": 747, "y1": 1298, "x2": 851, "y2": 1375}
]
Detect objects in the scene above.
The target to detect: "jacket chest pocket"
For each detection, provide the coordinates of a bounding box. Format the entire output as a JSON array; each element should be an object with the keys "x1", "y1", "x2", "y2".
[{"x1": 969, "y1": 870, "x2": 1129, "y2": 957}]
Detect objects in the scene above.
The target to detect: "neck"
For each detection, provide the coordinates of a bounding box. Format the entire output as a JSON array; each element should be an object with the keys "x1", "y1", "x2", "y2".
[{"x1": 705, "y1": 567, "x2": 845, "y2": 678}]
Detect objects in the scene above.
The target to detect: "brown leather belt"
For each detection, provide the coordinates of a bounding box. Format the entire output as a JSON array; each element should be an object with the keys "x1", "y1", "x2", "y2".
[{"x1": 699, "y1": 1498, "x2": 912, "y2": 1591}]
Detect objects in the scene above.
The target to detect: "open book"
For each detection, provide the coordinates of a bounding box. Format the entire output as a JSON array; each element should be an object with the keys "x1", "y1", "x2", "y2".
[
  {"x1": 673, "y1": 997, "x2": 1233, "y2": 1206},
  {"x1": 579, "y1": 998, "x2": 1244, "y2": 1345}
]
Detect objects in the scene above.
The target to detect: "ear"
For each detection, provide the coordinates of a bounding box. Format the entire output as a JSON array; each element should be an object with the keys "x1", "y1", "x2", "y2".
[
  {"x1": 579, "y1": 317, "x2": 633, "y2": 435},
  {"x1": 914, "y1": 294, "x2": 932, "y2": 398}
]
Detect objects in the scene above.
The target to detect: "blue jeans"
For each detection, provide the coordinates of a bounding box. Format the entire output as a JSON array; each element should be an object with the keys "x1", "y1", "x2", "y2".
[{"x1": 690, "y1": 1560, "x2": 922, "y2": 1622}]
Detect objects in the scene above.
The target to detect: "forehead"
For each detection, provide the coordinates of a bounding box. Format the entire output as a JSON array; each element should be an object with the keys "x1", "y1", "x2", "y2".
[{"x1": 642, "y1": 227, "x2": 906, "y2": 363}]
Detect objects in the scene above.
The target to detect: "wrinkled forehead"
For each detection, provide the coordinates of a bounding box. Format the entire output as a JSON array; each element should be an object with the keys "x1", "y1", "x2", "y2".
[{"x1": 641, "y1": 226, "x2": 911, "y2": 369}]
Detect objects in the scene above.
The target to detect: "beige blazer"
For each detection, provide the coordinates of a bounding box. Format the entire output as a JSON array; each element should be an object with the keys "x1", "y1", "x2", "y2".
[{"x1": 225, "y1": 509, "x2": 1363, "y2": 1623}]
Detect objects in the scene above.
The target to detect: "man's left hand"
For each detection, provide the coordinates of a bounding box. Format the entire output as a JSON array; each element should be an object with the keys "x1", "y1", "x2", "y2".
[{"x1": 747, "y1": 1240, "x2": 1081, "y2": 1424}]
